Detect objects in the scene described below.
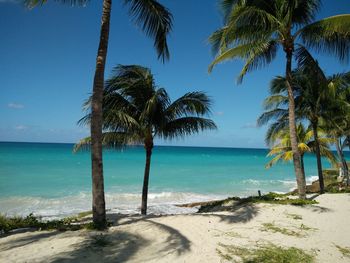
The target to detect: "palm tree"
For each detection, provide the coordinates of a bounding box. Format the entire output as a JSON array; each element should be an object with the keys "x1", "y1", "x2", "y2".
[
  {"x1": 320, "y1": 85, "x2": 350, "y2": 186},
  {"x1": 25, "y1": 0, "x2": 172, "y2": 227},
  {"x1": 265, "y1": 124, "x2": 336, "y2": 183},
  {"x1": 258, "y1": 63, "x2": 350, "y2": 192},
  {"x1": 75, "y1": 65, "x2": 217, "y2": 215},
  {"x1": 209, "y1": 0, "x2": 350, "y2": 199}
]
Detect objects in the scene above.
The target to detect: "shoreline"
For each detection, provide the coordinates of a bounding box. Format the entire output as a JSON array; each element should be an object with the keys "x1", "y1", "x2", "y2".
[
  {"x1": 0, "y1": 175, "x2": 328, "y2": 220},
  {"x1": 1, "y1": 193, "x2": 349, "y2": 262}
]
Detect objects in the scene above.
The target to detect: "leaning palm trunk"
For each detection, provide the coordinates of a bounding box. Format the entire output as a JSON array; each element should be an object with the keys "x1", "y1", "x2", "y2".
[
  {"x1": 285, "y1": 50, "x2": 306, "y2": 199},
  {"x1": 335, "y1": 137, "x2": 349, "y2": 186},
  {"x1": 90, "y1": 0, "x2": 112, "y2": 227},
  {"x1": 141, "y1": 140, "x2": 154, "y2": 215},
  {"x1": 312, "y1": 121, "x2": 325, "y2": 193}
]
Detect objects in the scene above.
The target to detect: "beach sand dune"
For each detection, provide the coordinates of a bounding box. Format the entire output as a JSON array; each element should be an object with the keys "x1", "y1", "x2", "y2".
[{"x1": 1, "y1": 194, "x2": 349, "y2": 262}]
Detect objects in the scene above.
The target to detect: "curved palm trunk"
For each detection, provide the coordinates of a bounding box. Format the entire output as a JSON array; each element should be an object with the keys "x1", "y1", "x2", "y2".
[
  {"x1": 141, "y1": 139, "x2": 154, "y2": 215},
  {"x1": 285, "y1": 49, "x2": 306, "y2": 199},
  {"x1": 335, "y1": 137, "x2": 349, "y2": 186},
  {"x1": 90, "y1": 0, "x2": 112, "y2": 227},
  {"x1": 312, "y1": 121, "x2": 325, "y2": 193}
]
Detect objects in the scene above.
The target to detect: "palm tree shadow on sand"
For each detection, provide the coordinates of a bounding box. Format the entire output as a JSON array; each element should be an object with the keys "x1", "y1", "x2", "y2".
[
  {"x1": 196, "y1": 202, "x2": 260, "y2": 224},
  {"x1": 49, "y1": 216, "x2": 192, "y2": 263},
  {"x1": 49, "y1": 231, "x2": 148, "y2": 263},
  {"x1": 1, "y1": 204, "x2": 259, "y2": 262}
]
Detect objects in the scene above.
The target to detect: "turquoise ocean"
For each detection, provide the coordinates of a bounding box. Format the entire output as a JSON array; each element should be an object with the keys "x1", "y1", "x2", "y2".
[{"x1": 0, "y1": 142, "x2": 339, "y2": 219}]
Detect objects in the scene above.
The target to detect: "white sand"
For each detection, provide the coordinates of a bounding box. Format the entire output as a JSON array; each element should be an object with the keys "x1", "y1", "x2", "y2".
[{"x1": 1, "y1": 193, "x2": 349, "y2": 262}]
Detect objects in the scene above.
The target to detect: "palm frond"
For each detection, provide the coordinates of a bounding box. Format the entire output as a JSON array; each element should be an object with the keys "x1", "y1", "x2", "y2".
[
  {"x1": 208, "y1": 42, "x2": 251, "y2": 73},
  {"x1": 298, "y1": 142, "x2": 310, "y2": 154},
  {"x1": 73, "y1": 137, "x2": 92, "y2": 152},
  {"x1": 219, "y1": 0, "x2": 240, "y2": 23},
  {"x1": 124, "y1": 0, "x2": 172, "y2": 62},
  {"x1": 208, "y1": 27, "x2": 229, "y2": 56},
  {"x1": 103, "y1": 110, "x2": 141, "y2": 131},
  {"x1": 267, "y1": 146, "x2": 290, "y2": 156},
  {"x1": 290, "y1": 0, "x2": 321, "y2": 25},
  {"x1": 299, "y1": 14, "x2": 350, "y2": 62},
  {"x1": 264, "y1": 121, "x2": 289, "y2": 146},
  {"x1": 237, "y1": 40, "x2": 278, "y2": 83},
  {"x1": 73, "y1": 132, "x2": 142, "y2": 153},
  {"x1": 269, "y1": 75, "x2": 288, "y2": 94},
  {"x1": 140, "y1": 87, "x2": 170, "y2": 123},
  {"x1": 265, "y1": 152, "x2": 291, "y2": 169},
  {"x1": 165, "y1": 92, "x2": 212, "y2": 119},
  {"x1": 209, "y1": 40, "x2": 277, "y2": 82},
  {"x1": 295, "y1": 45, "x2": 327, "y2": 82},
  {"x1": 262, "y1": 95, "x2": 288, "y2": 110},
  {"x1": 161, "y1": 117, "x2": 217, "y2": 140},
  {"x1": 257, "y1": 108, "x2": 288, "y2": 127}
]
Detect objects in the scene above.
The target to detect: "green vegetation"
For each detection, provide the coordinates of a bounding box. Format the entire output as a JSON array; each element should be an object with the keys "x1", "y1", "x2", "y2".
[
  {"x1": 217, "y1": 243, "x2": 315, "y2": 263},
  {"x1": 0, "y1": 214, "x2": 82, "y2": 233},
  {"x1": 286, "y1": 213, "x2": 303, "y2": 220},
  {"x1": 261, "y1": 222, "x2": 316, "y2": 237},
  {"x1": 263, "y1": 124, "x2": 335, "y2": 170},
  {"x1": 335, "y1": 245, "x2": 350, "y2": 258},
  {"x1": 75, "y1": 65, "x2": 216, "y2": 215},
  {"x1": 257, "y1": 56, "x2": 349, "y2": 194},
  {"x1": 0, "y1": 212, "x2": 111, "y2": 234},
  {"x1": 198, "y1": 192, "x2": 317, "y2": 213},
  {"x1": 209, "y1": 0, "x2": 350, "y2": 199},
  {"x1": 261, "y1": 223, "x2": 302, "y2": 237},
  {"x1": 322, "y1": 170, "x2": 350, "y2": 193},
  {"x1": 213, "y1": 229, "x2": 243, "y2": 238},
  {"x1": 77, "y1": 211, "x2": 93, "y2": 218}
]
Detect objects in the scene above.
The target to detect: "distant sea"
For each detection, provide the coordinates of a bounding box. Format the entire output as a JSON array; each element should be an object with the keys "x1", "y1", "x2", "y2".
[{"x1": 0, "y1": 142, "x2": 339, "y2": 219}]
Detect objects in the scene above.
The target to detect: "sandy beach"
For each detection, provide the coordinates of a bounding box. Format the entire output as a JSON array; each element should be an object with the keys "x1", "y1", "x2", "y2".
[{"x1": 1, "y1": 193, "x2": 349, "y2": 262}]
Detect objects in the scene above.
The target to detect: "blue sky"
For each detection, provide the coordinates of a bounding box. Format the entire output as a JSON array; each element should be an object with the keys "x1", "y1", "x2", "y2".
[{"x1": 0, "y1": 0, "x2": 349, "y2": 148}]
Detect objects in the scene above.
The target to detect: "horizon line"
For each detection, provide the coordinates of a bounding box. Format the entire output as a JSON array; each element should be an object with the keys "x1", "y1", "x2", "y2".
[{"x1": 0, "y1": 140, "x2": 268, "y2": 150}]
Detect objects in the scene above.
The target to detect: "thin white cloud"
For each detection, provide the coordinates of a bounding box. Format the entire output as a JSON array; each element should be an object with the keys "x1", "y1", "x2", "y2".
[
  {"x1": 8, "y1": 103, "x2": 24, "y2": 109},
  {"x1": 15, "y1": 125, "x2": 28, "y2": 131},
  {"x1": 215, "y1": 111, "x2": 224, "y2": 116}
]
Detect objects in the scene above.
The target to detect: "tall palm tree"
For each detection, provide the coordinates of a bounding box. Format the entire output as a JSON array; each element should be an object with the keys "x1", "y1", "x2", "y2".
[
  {"x1": 75, "y1": 65, "x2": 217, "y2": 215},
  {"x1": 265, "y1": 124, "x2": 336, "y2": 182},
  {"x1": 25, "y1": 0, "x2": 172, "y2": 227},
  {"x1": 209, "y1": 0, "x2": 350, "y2": 199}
]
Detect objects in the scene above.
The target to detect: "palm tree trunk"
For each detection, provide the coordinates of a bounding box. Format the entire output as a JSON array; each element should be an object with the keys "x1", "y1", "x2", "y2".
[
  {"x1": 335, "y1": 137, "x2": 349, "y2": 186},
  {"x1": 90, "y1": 0, "x2": 112, "y2": 228},
  {"x1": 141, "y1": 140, "x2": 153, "y2": 215},
  {"x1": 284, "y1": 48, "x2": 306, "y2": 199},
  {"x1": 312, "y1": 121, "x2": 324, "y2": 193},
  {"x1": 301, "y1": 154, "x2": 305, "y2": 181}
]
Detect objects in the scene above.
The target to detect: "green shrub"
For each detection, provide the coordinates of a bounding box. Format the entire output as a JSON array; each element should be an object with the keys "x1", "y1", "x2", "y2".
[
  {"x1": 0, "y1": 213, "x2": 87, "y2": 233},
  {"x1": 0, "y1": 213, "x2": 40, "y2": 233},
  {"x1": 198, "y1": 192, "x2": 317, "y2": 213}
]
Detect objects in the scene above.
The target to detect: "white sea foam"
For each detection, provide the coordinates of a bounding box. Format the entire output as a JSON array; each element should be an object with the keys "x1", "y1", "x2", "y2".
[
  {"x1": 0, "y1": 177, "x2": 322, "y2": 220},
  {"x1": 242, "y1": 179, "x2": 296, "y2": 187},
  {"x1": 0, "y1": 191, "x2": 226, "y2": 220}
]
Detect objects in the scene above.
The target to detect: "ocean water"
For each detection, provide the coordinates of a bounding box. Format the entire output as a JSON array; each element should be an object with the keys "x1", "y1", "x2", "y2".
[{"x1": 0, "y1": 142, "x2": 337, "y2": 219}]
